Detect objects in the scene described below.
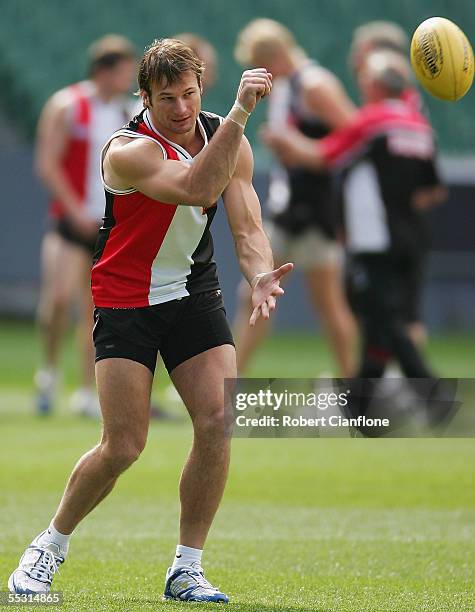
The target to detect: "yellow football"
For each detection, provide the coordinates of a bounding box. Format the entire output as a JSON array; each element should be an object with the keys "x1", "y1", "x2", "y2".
[{"x1": 410, "y1": 17, "x2": 474, "y2": 101}]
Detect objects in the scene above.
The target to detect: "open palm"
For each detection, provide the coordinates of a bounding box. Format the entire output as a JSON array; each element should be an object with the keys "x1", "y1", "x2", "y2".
[{"x1": 250, "y1": 263, "x2": 294, "y2": 326}]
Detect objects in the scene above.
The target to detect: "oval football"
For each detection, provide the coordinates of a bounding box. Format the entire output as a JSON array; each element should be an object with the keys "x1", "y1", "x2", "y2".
[{"x1": 410, "y1": 17, "x2": 474, "y2": 101}]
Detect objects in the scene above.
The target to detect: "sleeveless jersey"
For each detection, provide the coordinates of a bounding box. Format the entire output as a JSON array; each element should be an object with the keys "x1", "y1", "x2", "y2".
[
  {"x1": 91, "y1": 108, "x2": 223, "y2": 308},
  {"x1": 49, "y1": 81, "x2": 131, "y2": 222},
  {"x1": 267, "y1": 62, "x2": 337, "y2": 238}
]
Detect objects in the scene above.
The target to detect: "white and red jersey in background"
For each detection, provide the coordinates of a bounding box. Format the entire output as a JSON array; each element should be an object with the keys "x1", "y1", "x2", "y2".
[{"x1": 49, "y1": 80, "x2": 132, "y2": 222}]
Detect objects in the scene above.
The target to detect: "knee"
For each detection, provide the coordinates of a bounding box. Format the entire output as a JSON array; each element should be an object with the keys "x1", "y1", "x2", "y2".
[
  {"x1": 193, "y1": 405, "x2": 229, "y2": 440},
  {"x1": 50, "y1": 291, "x2": 71, "y2": 317},
  {"x1": 100, "y1": 436, "x2": 146, "y2": 476}
]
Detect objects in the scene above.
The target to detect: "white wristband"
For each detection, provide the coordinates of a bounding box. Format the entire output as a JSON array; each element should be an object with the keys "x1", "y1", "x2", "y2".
[
  {"x1": 227, "y1": 101, "x2": 252, "y2": 130},
  {"x1": 228, "y1": 115, "x2": 246, "y2": 129},
  {"x1": 234, "y1": 100, "x2": 251, "y2": 117}
]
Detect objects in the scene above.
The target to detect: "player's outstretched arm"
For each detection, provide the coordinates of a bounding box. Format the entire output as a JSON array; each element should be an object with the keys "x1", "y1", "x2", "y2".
[
  {"x1": 301, "y1": 67, "x2": 356, "y2": 130},
  {"x1": 106, "y1": 69, "x2": 272, "y2": 207},
  {"x1": 223, "y1": 137, "x2": 293, "y2": 325},
  {"x1": 261, "y1": 125, "x2": 326, "y2": 170}
]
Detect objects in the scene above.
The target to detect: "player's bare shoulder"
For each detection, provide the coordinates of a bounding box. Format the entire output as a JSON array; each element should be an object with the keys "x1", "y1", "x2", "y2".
[
  {"x1": 104, "y1": 136, "x2": 165, "y2": 192},
  {"x1": 301, "y1": 64, "x2": 345, "y2": 95},
  {"x1": 38, "y1": 85, "x2": 81, "y2": 127},
  {"x1": 300, "y1": 64, "x2": 356, "y2": 126}
]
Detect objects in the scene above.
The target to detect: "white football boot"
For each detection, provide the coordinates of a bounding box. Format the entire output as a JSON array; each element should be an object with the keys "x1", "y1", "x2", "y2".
[
  {"x1": 164, "y1": 565, "x2": 229, "y2": 603},
  {"x1": 8, "y1": 532, "x2": 65, "y2": 594},
  {"x1": 70, "y1": 387, "x2": 101, "y2": 418},
  {"x1": 34, "y1": 369, "x2": 58, "y2": 415}
]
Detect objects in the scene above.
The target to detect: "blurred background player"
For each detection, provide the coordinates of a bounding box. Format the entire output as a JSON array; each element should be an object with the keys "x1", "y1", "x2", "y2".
[
  {"x1": 349, "y1": 21, "x2": 409, "y2": 76},
  {"x1": 173, "y1": 33, "x2": 218, "y2": 93},
  {"x1": 263, "y1": 50, "x2": 447, "y2": 395},
  {"x1": 34, "y1": 35, "x2": 136, "y2": 416},
  {"x1": 233, "y1": 19, "x2": 357, "y2": 377},
  {"x1": 349, "y1": 21, "x2": 429, "y2": 351}
]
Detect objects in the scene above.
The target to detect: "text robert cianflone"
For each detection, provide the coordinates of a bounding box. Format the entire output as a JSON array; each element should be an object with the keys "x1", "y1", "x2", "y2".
[{"x1": 235, "y1": 414, "x2": 390, "y2": 428}]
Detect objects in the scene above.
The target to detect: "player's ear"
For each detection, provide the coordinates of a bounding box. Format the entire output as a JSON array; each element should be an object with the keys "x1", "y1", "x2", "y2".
[{"x1": 141, "y1": 90, "x2": 151, "y2": 108}]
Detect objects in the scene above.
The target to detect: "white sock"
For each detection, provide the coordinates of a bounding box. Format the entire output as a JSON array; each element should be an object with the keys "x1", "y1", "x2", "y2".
[
  {"x1": 37, "y1": 522, "x2": 71, "y2": 557},
  {"x1": 171, "y1": 544, "x2": 202, "y2": 571}
]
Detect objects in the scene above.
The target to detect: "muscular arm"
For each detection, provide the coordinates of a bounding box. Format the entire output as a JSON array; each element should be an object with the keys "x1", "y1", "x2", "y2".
[
  {"x1": 222, "y1": 137, "x2": 273, "y2": 284},
  {"x1": 261, "y1": 68, "x2": 356, "y2": 171},
  {"x1": 35, "y1": 91, "x2": 97, "y2": 236},
  {"x1": 261, "y1": 126, "x2": 327, "y2": 170},
  {"x1": 35, "y1": 93, "x2": 82, "y2": 214},
  {"x1": 106, "y1": 117, "x2": 249, "y2": 207},
  {"x1": 223, "y1": 138, "x2": 293, "y2": 324},
  {"x1": 106, "y1": 69, "x2": 273, "y2": 207}
]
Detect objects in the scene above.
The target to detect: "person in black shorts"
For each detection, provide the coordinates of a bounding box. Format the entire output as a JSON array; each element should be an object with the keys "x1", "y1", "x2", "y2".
[
  {"x1": 34, "y1": 35, "x2": 136, "y2": 416},
  {"x1": 9, "y1": 39, "x2": 292, "y2": 602},
  {"x1": 263, "y1": 50, "x2": 448, "y2": 423},
  {"x1": 348, "y1": 20, "x2": 432, "y2": 351},
  {"x1": 52, "y1": 216, "x2": 98, "y2": 256},
  {"x1": 233, "y1": 19, "x2": 357, "y2": 377}
]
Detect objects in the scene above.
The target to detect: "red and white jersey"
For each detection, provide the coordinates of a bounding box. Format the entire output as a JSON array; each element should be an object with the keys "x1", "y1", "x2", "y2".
[
  {"x1": 49, "y1": 80, "x2": 132, "y2": 222},
  {"x1": 91, "y1": 109, "x2": 223, "y2": 308}
]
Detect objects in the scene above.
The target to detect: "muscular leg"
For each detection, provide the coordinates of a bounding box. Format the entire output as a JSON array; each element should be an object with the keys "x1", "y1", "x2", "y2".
[
  {"x1": 37, "y1": 235, "x2": 92, "y2": 367},
  {"x1": 76, "y1": 251, "x2": 96, "y2": 390},
  {"x1": 36, "y1": 233, "x2": 74, "y2": 369},
  {"x1": 52, "y1": 358, "x2": 152, "y2": 534},
  {"x1": 303, "y1": 263, "x2": 357, "y2": 377},
  {"x1": 170, "y1": 344, "x2": 235, "y2": 549}
]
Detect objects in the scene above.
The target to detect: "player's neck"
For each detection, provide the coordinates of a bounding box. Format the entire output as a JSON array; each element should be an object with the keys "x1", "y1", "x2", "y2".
[
  {"x1": 147, "y1": 110, "x2": 204, "y2": 154},
  {"x1": 288, "y1": 50, "x2": 307, "y2": 76},
  {"x1": 166, "y1": 126, "x2": 201, "y2": 151},
  {"x1": 91, "y1": 79, "x2": 118, "y2": 103}
]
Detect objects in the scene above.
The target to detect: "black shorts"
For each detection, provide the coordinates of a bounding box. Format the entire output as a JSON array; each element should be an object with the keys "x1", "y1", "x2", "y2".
[
  {"x1": 346, "y1": 253, "x2": 425, "y2": 325},
  {"x1": 53, "y1": 217, "x2": 99, "y2": 256},
  {"x1": 93, "y1": 290, "x2": 234, "y2": 375}
]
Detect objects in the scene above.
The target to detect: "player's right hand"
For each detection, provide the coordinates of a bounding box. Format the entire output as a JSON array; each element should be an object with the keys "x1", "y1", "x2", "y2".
[
  {"x1": 237, "y1": 69, "x2": 272, "y2": 114},
  {"x1": 249, "y1": 262, "x2": 293, "y2": 326}
]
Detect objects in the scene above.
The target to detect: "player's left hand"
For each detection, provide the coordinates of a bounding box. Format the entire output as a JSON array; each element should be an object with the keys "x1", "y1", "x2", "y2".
[{"x1": 249, "y1": 263, "x2": 294, "y2": 326}]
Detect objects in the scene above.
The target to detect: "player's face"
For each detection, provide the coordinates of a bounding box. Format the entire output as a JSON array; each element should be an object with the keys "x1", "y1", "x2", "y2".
[
  {"x1": 252, "y1": 53, "x2": 282, "y2": 77},
  {"x1": 252, "y1": 46, "x2": 288, "y2": 78},
  {"x1": 106, "y1": 59, "x2": 136, "y2": 95},
  {"x1": 350, "y1": 41, "x2": 373, "y2": 76},
  {"x1": 146, "y1": 71, "x2": 202, "y2": 136},
  {"x1": 358, "y1": 66, "x2": 379, "y2": 103}
]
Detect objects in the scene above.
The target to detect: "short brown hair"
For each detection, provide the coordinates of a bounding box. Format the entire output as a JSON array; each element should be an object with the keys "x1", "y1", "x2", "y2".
[
  {"x1": 88, "y1": 34, "x2": 136, "y2": 75},
  {"x1": 138, "y1": 38, "x2": 204, "y2": 97}
]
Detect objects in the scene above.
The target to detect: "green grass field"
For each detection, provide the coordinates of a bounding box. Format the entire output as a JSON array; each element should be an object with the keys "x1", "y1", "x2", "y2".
[{"x1": 0, "y1": 320, "x2": 474, "y2": 611}]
